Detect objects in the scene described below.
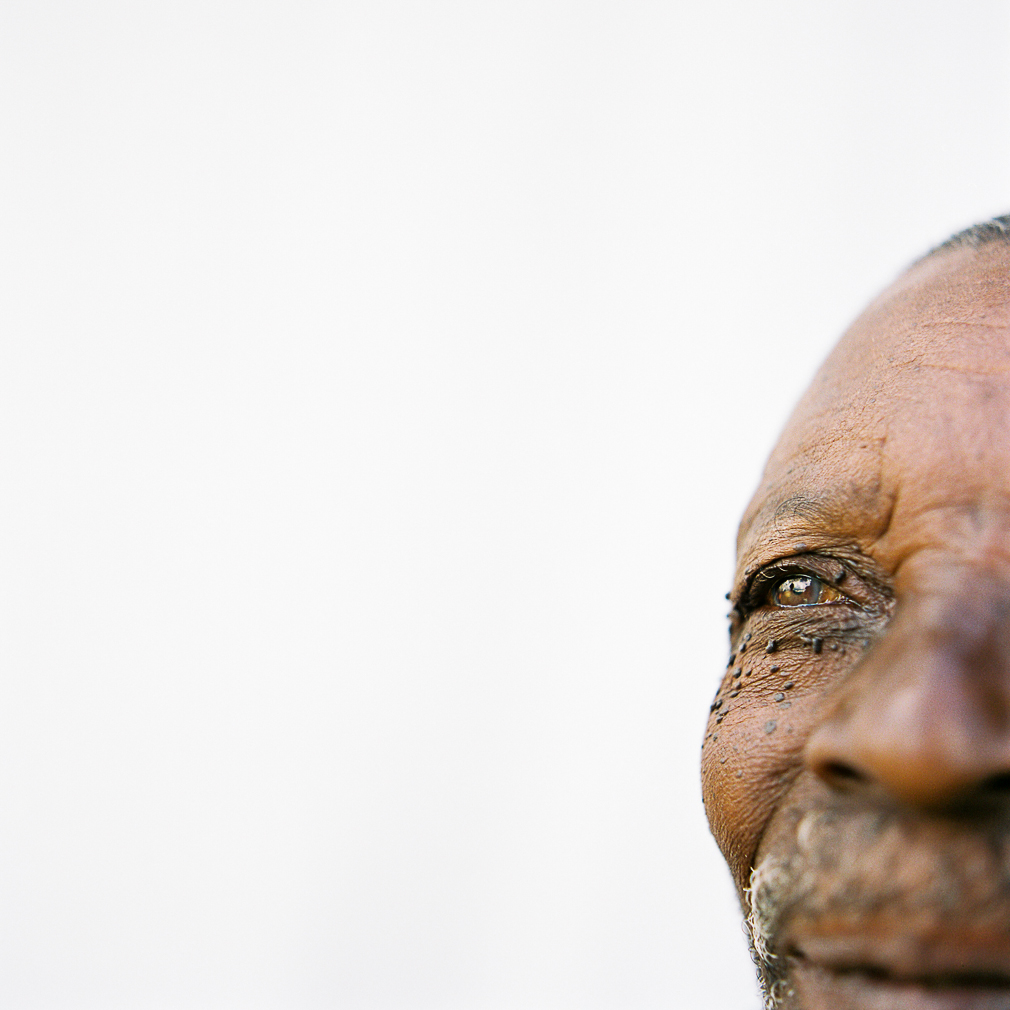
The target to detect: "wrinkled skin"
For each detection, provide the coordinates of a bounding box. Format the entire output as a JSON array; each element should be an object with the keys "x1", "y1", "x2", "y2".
[{"x1": 702, "y1": 243, "x2": 1010, "y2": 1009}]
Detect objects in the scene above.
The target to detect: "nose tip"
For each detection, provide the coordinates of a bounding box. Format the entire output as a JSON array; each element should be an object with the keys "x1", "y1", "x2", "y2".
[{"x1": 805, "y1": 716, "x2": 1010, "y2": 808}]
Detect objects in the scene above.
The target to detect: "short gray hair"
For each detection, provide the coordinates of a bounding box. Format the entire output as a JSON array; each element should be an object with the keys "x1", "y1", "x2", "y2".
[{"x1": 928, "y1": 212, "x2": 1010, "y2": 256}]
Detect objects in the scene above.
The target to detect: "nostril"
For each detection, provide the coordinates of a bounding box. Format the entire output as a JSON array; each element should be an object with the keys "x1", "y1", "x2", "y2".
[
  {"x1": 818, "y1": 760, "x2": 867, "y2": 789},
  {"x1": 982, "y1": 772, "x2": 1010, "y2": 795}
]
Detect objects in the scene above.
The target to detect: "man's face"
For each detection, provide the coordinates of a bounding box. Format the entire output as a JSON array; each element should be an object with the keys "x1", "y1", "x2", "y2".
[{"x1": 702, "y1": 243, "x2": 1010, "y2": 1009}]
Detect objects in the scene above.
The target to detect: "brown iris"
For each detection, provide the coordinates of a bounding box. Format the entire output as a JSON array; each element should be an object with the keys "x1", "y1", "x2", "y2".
[{"x1": 770, "y1": 574, "x2": 843, "y2": 607}]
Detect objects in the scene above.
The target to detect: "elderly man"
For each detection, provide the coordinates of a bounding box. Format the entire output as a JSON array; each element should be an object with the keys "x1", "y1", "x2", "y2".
[{"x1": 702, "y1": 216, "x2": 1010, "y2": 1010}]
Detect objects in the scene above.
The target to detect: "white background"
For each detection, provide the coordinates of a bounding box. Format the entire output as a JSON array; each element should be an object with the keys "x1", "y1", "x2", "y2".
[{"x1": 0, "y1": 2, "x2": 1008, "y2": 1008}]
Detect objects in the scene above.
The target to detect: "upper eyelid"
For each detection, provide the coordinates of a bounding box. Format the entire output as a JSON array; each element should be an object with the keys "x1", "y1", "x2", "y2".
[{"x1": 740, "y1": 558, "x2": 850, "y2": 611}]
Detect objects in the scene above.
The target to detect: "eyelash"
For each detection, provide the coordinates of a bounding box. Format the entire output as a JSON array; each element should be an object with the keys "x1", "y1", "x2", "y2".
[{"x1": 740, "y1": 562, "x2": 849, "y2": 614}]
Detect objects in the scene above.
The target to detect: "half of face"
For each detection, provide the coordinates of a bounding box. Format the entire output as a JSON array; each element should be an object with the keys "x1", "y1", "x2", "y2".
[{"x1": 703, "y1": 243, "x2": 1010, "y2": 1010}]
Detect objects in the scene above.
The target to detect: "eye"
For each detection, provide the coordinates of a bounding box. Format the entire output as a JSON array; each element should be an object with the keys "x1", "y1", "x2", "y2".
[{"x1": 769, "y1": 574, "x2": 843, "y2": 608}]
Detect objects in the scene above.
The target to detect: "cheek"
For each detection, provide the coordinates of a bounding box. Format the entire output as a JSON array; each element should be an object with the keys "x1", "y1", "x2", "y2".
[
  {"x1": 700, "y1": 649, "x2": 848, "y2": 892},
  {"x1": 702, "y1": 706, "x2": 804, "y2": 892}
]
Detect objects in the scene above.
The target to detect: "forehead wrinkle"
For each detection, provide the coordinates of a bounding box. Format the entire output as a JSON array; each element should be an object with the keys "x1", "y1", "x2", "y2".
[{"x1": 871, "y1": 493, "x2": 1010, "y2": 581}]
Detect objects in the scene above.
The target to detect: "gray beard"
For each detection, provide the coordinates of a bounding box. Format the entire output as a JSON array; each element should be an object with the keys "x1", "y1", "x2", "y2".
[
  {"x1": 746, "y1": 856, "x2": 799, "y2": 1009},
  {"x1": 743, "y1": 805, "x2": 1010, "y2": 1010}
]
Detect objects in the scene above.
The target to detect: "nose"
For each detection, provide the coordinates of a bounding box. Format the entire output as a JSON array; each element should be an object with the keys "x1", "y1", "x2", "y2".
[{"x1": 804, "y1": 582, "x2": 1010, "y2": 809}]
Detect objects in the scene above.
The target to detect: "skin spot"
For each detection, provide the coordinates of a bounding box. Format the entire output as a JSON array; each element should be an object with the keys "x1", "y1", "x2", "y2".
[
  {"x1": 766, "y1": 639, "x2": 778, "y2": 653},
  {"x1": 732, "y1": 669, "x2": 741, "y2": 679},
  {"x1": 783, "y1": 681, "x2": 794, "y2": 689},
  {"x1": 744, "y1": 633, "x2": 752, "y2": 642},
  {"x1": 812, "y1": 637, "x2": 823, "y2": 654},
  {"x1": 769, "y1": 665, "x2": 780, "y2": 674},
  {"x1": 774, "y1": 693, "x2": 784, "y2": 702},
  {"x1": 764, "y1": 720, "x2": 777, "y2": 734}
]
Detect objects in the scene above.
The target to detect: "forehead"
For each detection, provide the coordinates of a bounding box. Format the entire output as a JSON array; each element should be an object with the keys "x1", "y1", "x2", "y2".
[{"x1": 738, "y1": 244, "x2": 1010, "y2": 571}]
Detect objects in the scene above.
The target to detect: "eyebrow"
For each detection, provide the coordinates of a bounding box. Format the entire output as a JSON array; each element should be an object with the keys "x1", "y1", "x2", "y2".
[
  {"x1": 741, "y1": 493, "x2": 845, "y2": 551},
  {"x1": 739, "y1": 484, "x2": 893, "y2": 577},
  {"x1": 771, "y1": 494, "x2": 836, "y2": 524}
]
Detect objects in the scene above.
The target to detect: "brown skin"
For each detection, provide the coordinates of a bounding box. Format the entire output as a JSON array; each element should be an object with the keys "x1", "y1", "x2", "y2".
[{"x1": 702, "y1": 243, "x2": 1010, "y2": 1009}]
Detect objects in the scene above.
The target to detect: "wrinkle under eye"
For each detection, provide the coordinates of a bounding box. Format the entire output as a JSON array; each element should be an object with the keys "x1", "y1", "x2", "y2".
[{"x1": 770, "y1": 574, "x2": 843, "y2": 608}]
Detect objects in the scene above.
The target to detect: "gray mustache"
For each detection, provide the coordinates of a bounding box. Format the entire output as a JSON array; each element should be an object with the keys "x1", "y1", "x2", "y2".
[
  {"x1": 750, "y1": 807, "x2": 1010, "y2": 948},
  {"x1": 747, "y1": 807, "x2": 1010, "y2": 1002}
]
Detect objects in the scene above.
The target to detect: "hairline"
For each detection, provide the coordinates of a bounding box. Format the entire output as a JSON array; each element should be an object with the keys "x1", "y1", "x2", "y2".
[{"x1": 921, "y1": 212, "x2": 1010, "y2": 262}]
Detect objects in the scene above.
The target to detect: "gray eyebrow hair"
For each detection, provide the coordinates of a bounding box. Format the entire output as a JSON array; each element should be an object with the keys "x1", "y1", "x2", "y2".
[
  {"x1": 771, "y1": 494, "x2": 834, "y2": 524},
  {"x1": 736, "y1": 493, "x2": 839, "y2": 559}
]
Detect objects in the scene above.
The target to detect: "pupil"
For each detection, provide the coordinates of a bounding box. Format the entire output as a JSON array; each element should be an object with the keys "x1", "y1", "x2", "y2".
[{"x1": 779, "y1": 575, "x2": 816, "y2": 605}]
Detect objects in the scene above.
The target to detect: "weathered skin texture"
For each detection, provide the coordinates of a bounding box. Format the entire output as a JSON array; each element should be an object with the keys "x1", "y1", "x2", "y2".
[{"x1": 701, "y1": 244, "x2": 1010, "y2": 1009}]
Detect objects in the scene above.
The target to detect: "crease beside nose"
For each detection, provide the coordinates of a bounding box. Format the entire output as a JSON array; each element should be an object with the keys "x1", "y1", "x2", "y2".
[{"x1": 804, "y1": 602, "x2": 1010, "y2": 808}]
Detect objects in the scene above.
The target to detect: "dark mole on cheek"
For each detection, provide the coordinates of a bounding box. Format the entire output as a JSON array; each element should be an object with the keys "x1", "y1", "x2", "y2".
[
  {"x1": 774, "y1": 692, "x2": 784, "y2": 702},
  {"x1": 812, "y1": 638, "x2": 823, "y2": 654},
  {"x1": 783, "y1": 681, "x2": 793, "y2": 689},
  {"x1": 732, "y1": 669, "x2": 741, "y2": 678},
  {"x1": 739, "y1": 643, "x2": 747, "y2": 653},
  {"x1": 743, "y1": 633, "x2": 751, "y2": 642},
  {"x1": 766, "y1": 639, "x2": 778, "y2": 653},
  {"x1": 769, "y1": 665, "x2": 780, "y2": 674}
]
